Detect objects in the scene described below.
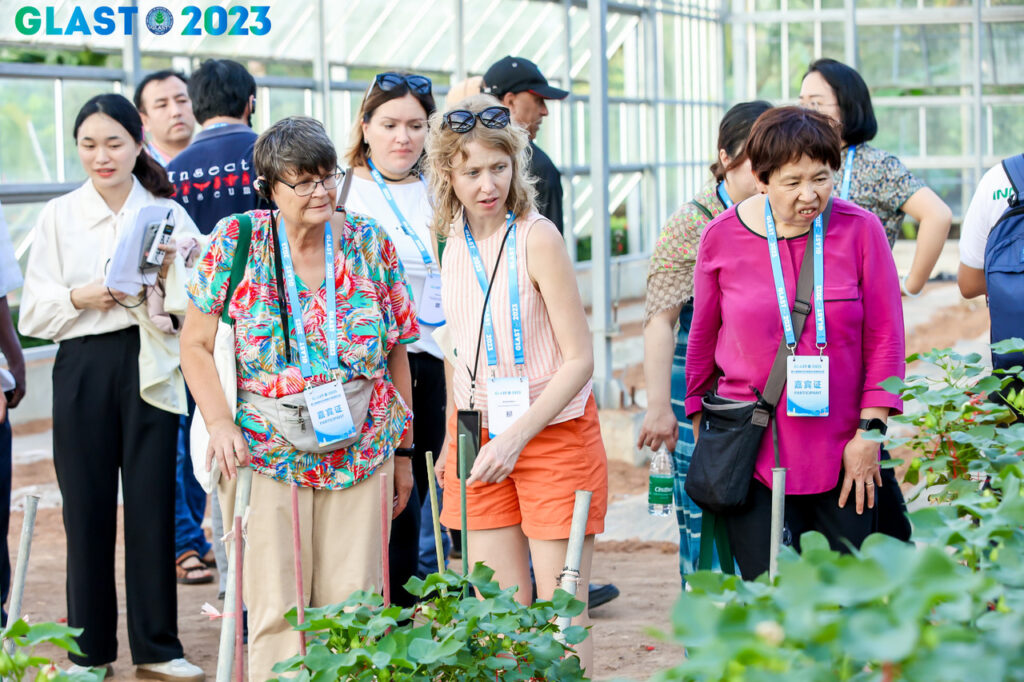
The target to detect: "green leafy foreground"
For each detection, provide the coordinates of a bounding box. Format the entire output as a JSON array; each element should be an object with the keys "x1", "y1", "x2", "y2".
[
  {"x1": 0, "y1": 619, "x2": 104, "y2": 682},
  {"x1": 272, "y1": 563, "x2": 588, "y2": 681},
  {"x1": 650, "y1": 343, "x2": 1024, "y2": 681}
]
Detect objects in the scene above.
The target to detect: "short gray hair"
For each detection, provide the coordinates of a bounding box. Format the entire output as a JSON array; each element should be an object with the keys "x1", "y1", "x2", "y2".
[{"x1": 253, "y1": 116, "x2": 337, "y2": 194}]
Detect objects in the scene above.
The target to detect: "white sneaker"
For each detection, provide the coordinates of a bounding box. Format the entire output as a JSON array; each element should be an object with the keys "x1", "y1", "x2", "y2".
[
  {"x1": 66, "y1": 663, "x2": 113, "y2": 678},
  {"x1": 136, "y1": 658, "x2": 205, "y2": 682}
]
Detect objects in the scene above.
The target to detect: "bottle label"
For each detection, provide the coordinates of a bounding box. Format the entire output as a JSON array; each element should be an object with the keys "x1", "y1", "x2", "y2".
[{"x1": 648, "y1": 475, "x2": 674, "y2": 505}]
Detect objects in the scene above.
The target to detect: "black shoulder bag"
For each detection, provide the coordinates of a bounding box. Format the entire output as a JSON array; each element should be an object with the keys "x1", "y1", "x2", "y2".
[{"x1": 684, "y1": 200, "x2": 831, "y2": 515}]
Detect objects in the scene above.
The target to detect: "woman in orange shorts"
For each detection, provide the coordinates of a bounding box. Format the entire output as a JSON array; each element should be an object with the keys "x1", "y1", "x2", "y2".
[{"x1": 424, "y1": 94, "x2": 608, "y2": 671}]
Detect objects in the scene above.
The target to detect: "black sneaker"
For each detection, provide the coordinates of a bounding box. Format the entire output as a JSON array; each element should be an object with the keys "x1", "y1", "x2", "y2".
[{"x1": 588, "y1": 582, "x2": 620, "y2": 609}]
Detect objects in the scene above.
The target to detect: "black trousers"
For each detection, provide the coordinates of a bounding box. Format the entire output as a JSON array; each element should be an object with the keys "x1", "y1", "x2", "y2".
[
  {"x1": 725, "y1": 473, "x2": 877, "y2": 581},
  {"x1": 53, "y1": 328, "x2": 183, "y2": 665},
  {"x1": 389, "y1": 351, "x2": 446, "y2": 606}
]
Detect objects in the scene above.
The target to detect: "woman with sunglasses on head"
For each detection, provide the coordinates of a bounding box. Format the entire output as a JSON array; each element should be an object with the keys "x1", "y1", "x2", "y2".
[
  {"x1": 181, "y1": 116, "x2": 418, "y2": 681},
  {"x1": 425, "y1": 95, "x2": 608, "y2": 673},
  {"x1": 799, "y1": 58, "x2": 952, "y2": 297},
  {"x1": 344, "y1": 71, "x2": 443, "y2": 605},
  {"x1": 638, "y1": 100, "x2": 772, "y2": 585},
  {"x1": 19, "y1": 94, "x2": 203, "y2": 680}
]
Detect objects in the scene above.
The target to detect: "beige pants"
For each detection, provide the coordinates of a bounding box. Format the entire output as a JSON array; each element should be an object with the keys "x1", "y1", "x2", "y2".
[{"x1": 235, "y1": 460, "x2": 393, "y2": 682}]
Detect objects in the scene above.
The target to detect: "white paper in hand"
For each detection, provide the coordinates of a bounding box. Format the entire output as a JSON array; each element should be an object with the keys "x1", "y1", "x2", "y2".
[{"x1": 104, "y1": 205, "x2": 168, "y2": 296}]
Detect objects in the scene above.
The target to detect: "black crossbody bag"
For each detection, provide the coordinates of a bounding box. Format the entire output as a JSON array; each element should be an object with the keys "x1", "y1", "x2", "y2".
[{"x1": 685, "y1": 200, "x2": 831, "y2": 514}]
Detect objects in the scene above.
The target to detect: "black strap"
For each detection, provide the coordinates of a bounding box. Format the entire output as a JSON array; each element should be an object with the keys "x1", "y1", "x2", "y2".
[
  {"x1": 466, "y1": 224, "x2": 514, "y2": 410},
  {"x1": 689, "y1": 200, "x2": 714, "y2": 221}
]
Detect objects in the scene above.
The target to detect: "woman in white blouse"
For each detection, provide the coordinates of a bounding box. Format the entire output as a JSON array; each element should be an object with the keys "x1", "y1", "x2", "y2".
[
  {"x1": 344, "y1": 72, "x2": 444, "y2": 603},
  {"x1": 19, "y1": 94, "x2": 203, "y2": 681}
]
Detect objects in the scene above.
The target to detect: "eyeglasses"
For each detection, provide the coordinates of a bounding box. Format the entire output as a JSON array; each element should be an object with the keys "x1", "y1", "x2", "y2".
[
  {"x1": 441, "y1": 106, "x2": 511, "y2": 133},
  {"x1": 372, "y1": 72, "x2": 433, "y2": 96},
  {"x1": 800, "y1": 99, "x2": 839, "y2": 113},
  {"x1": 277, "y1": 170, "x2": 343, "y2": 197}
]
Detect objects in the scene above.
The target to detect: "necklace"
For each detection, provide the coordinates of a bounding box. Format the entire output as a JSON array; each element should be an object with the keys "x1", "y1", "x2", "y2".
[{"x1": 367, "y1": 157, "x2": 410, "y2": 182}]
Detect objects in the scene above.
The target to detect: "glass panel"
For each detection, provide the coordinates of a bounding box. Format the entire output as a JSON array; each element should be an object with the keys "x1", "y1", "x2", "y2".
[
  {"x1": 990, "y1": 105, "x2": 1024, "y2": 155},
  {"x1": 859, "y1": 24, "x2": 974, "y2": 90},
  {"x1": 754, "y1": 23, "x2": 783, "y2": 100},
  {"x1": 872, "y1": 105, "x2": 922, "y2": 158},
  {"x1": 788, "y1": 22, "x2": 815, "y2": 97},
  {"x1": 1, "y1": 200, "x2": 47, "y2": 307},
  {"x1": 62, "y1": 80, "x2": 117, "y2": 183},
  {"x1": 253, "y1": 88, "x2": 309, "y2": 133},
  {"x1": 985, "y1": 22, "x2": 1024, "y2": 85},
  {"x1": 927, "y1": 105, "x2": 973, "y2": 156},
  {"x1": 820, "y1": 0, "x2": 845, "y2": 8},
  {"x1": 0, "y1": 78, "x2": 56, "y2": 184},
  {"x1": 916, "y1": 168, "x2": 970, "y2": 219},
  {"x1": 821, "y1": 22, "x2": 845, "y2": 61}
]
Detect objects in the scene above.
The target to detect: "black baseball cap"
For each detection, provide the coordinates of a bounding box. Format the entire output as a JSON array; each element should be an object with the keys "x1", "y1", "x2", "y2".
[{"x1": 482, "y1": 56, "x2": 569, "y2": 100}]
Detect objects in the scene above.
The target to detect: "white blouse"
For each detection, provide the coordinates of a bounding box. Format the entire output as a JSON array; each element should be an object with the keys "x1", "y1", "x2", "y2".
[
  {"x1": 19, "y1": 177, "x2": 198, "y2": 342},
  {"x1": 346, "y1": 174, "x2": 443, "y2": 359}
]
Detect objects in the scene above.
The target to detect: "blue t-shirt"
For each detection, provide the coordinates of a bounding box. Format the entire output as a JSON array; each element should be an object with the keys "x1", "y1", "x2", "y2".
[{"x1": 166, "y1": 123, "x2": 262, "y2": 235}]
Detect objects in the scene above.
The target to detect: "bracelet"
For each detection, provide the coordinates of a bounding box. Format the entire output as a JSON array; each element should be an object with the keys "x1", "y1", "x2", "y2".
[
  {"x1": 395, "y1": 447, "x2": 415, "y2": 458},
  {"x1": 901, "y1": 275, "x2": 922, "y2": 298}
]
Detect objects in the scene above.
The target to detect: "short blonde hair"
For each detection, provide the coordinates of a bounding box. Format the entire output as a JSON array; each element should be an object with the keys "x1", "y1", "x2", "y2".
[{"x1": 424, "y1": 94, "x2": 537, "y2": 238}]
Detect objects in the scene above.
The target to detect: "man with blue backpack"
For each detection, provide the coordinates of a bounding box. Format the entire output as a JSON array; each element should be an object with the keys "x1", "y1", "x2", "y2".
[{"x1": 958, "y1": 153, "x2": 1024, "y2": 414}]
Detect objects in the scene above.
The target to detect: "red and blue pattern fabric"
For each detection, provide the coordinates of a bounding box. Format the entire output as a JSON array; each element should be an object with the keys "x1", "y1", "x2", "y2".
[{"x1": 188, "y1": 209, "x2": 419, "y2": 489}]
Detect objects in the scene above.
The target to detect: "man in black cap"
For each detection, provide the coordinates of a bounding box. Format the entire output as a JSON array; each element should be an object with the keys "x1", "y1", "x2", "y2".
[{"x1": 483, "y1": 55, "x2": 568, "y2": 234}]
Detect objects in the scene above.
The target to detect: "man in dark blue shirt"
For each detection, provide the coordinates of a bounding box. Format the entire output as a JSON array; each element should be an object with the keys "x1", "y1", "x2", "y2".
[{"x1": 167, "y1": 59, "x2": 260, "y2": 235}]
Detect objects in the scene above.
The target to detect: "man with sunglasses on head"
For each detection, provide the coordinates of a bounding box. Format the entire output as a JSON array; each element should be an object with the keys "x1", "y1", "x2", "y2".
[
  {"x1": 166, "y1": 58, "x2": 261, "y2": 594},
  {"x1": 483, "y1": 56, "x2": 568, "y2": 235}
]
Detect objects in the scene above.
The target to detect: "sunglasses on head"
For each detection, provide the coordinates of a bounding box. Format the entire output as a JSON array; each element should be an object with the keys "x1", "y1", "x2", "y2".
[
  {"x1": 441, "y1": 106, "x2": 511, "y2": 133},
  {"x1": 372, "y1": 72, "x2": 432, "y2": 96}
]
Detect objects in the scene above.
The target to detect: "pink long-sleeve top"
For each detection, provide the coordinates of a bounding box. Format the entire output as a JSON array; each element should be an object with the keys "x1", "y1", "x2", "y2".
[{"x1": 684, "y1": 198, "x2": 905, "y2": 495}]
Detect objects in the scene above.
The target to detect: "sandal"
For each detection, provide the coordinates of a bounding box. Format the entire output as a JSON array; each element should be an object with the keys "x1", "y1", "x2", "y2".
[
  {"x1": 175, "y1": 550, "x2": 214, "y2": 585},
  {"x1": 199, "y1": 550, "x2": 217, "y2": 569}
]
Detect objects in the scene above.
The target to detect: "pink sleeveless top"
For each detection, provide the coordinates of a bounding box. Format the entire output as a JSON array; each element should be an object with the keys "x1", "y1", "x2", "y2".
[{"x1": 441, "y1": 212, "x2": 593, "y2": 429}]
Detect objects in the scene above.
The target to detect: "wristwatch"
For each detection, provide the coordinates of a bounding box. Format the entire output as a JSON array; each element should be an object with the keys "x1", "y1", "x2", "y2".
[
  {"x1": 395, "y1": 447, "x2": 416, "y2": 458},
  {"x1": 858, "y1": 418, "x2": 887, "y2": 435}
]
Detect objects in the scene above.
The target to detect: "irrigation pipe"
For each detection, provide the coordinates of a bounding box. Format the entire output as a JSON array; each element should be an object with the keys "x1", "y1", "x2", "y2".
[
  {"x1": 216, "y1": 467, "x2": 252, "y2": 682},
  {"x1": 4, "y1": 494, "x2": 39, "y2": 654},
  {"x1": 554, "y1": 490, "x2": 592, "y2": 638}
]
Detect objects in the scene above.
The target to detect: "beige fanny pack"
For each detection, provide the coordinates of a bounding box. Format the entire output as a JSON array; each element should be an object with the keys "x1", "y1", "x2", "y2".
[{"x1": 239, "y1": 377, "x2": 375, "y2": 454}]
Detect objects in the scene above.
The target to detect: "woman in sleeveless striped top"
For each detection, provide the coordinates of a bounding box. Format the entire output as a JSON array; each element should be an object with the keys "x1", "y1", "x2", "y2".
[{"x1": 424, "y1": 94, "x2": 608, "y2": 673}]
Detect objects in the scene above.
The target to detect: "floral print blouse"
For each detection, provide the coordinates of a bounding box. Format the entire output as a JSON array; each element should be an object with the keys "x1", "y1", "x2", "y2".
[
  {"x1": 833, "y1": 143, "x2": 925, "y2": 247},
  {"x1": 644, "y1": 181, "x2": 726, "y2": 325},
  {"x1": 188, "y1": 209, "x2": 419, "y2": 490}
]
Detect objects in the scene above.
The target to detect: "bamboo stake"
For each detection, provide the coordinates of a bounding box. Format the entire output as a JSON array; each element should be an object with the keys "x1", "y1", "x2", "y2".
[
  {"x1": 4, "y1": 495, "x2": 39, "y2": 654},
  {"x1": 290, "y1": 483, "x2": 306, "y2": 656},
  {"x1": 380, "y1": 472, "x2": 391, "y2": 607},
  {"x1": 424, "y1": 451, "x2": 445, "y2": 574}
]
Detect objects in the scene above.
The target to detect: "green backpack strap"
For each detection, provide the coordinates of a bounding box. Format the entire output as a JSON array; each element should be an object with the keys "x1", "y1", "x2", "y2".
[
  {"x1": 220, "y1": 213, "x2": 254, "y2": 325},
  {"x1": 689, "y1": 200, "x2": 714, "y2": 221},
  {"x1": 436, "y1": 233, "x2": 446, "y2": 269},
  {"x1": 697, "y1": 511, "x2": 735, "y2": 574}
]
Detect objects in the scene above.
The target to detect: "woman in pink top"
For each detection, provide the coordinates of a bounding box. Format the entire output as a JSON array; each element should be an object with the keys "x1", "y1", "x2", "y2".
[
  {"x1": 685, "y1": 107, "x2": 905, "y2": 579},
  {"x1": 424, "y1": 94, "x2": 607, "y2": 672}
]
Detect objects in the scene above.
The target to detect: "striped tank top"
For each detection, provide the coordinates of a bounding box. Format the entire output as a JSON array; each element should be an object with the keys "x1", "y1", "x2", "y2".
[{"x1": 441, "y1": 212, "x2": 593, "y2": 429}]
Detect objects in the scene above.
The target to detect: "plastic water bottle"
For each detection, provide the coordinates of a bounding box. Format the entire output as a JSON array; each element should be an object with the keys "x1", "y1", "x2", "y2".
[{"x1": 648, "y1": 446, "x2": 674, "y2": 516}]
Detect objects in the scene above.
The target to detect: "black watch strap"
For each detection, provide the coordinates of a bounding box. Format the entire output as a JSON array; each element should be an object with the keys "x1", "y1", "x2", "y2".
[
  {"x1": 394, "y1": 447, "x2": 415, "y2": 458},
  {"x1": 858, "y1": 418, "x2": 887, "y2": 435}
]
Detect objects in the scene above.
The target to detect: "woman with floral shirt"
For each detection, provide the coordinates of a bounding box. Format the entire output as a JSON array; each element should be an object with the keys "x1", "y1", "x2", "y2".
[
  {"x1": 181, "y1": 117, "x2": 418, "y2": 681},
  {"x1": 638, "y1": 101, "x2": 771, "y2": 585}
]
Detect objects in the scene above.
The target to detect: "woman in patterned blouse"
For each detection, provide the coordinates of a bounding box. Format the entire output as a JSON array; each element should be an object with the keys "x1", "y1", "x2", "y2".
[
  {"x1": 181, "y1": 117, "x2": 419, "y2": 681},
  {"x1": 800, "y1": 58, "x2": 952, "y2": 297},
  {"x1": 637, "y1": 100, "x2": 771, "y2": 585}
]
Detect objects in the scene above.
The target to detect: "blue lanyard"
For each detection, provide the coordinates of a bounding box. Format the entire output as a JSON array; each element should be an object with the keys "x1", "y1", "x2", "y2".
[
  {"x1": 717, "y1": 181, "x2": 733, "y2": 209},
  {"x1": 366, "y1": 160, "x2": 435, "y2": 271},
  {"x1": 464, "y1": 213, "x2": 525, "y2": 367},
  {"x1": 764, "y1": 198, "x2": 826, "y2": 350},
  {"x1": 277, "y1": 218, "x2": 339, "y2": 379},
  {"x1": 840, "y1": 145, "x2": 857, "y2": 200}
]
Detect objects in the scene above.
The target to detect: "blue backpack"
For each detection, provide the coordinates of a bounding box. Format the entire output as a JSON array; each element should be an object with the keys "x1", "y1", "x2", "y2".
[{"x1": 984, "y1": 154, "x2": 1024, "y2": 372}]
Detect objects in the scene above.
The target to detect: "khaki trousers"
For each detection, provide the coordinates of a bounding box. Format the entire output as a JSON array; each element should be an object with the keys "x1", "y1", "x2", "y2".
[{"x1": 234, "y1": 461, "x2": 393, "y2": 682}]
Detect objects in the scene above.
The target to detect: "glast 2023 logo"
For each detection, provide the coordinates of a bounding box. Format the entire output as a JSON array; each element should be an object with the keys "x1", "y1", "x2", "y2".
[{"x1": 15, "y1": 5, "x2": 271, "y2": 36}]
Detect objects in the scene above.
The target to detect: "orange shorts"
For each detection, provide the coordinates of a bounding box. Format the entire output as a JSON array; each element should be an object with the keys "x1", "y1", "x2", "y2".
[{"x1": 440, "y1": 395, "x2": 608, "y2": 540}]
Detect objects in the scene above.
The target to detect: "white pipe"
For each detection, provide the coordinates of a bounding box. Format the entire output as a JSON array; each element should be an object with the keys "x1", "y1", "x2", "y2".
[
  {"x1": 554, "y1": 490, "x2": 592, "y2": 637},
  {"x1": 769, "y1": 467, "x2": 786, "y2": 581},
  {"x1": 216, "y1": 468, "x2": 253, "y2": 682},
  {"x1": 4, "y1": 495, "x2": 39, "y2": 653}
]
